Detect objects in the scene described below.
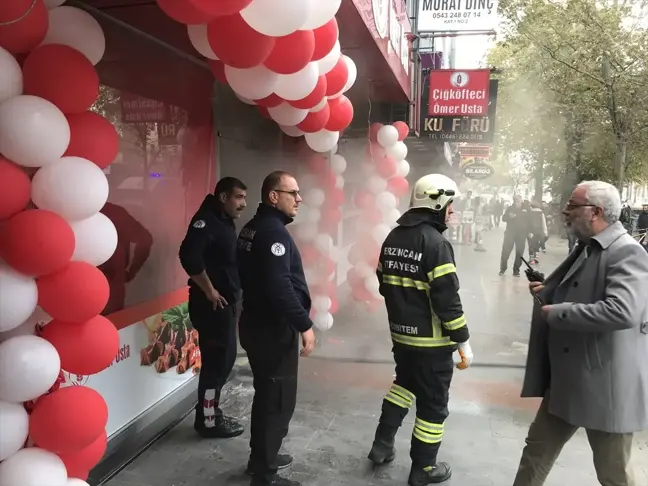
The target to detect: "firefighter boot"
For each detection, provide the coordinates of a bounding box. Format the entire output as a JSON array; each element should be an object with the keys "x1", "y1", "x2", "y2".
[
  {"x1": 367, "y1": 424, "x2": 398, "y2": 465},
  {"x1": 408, "y1": 462, "x2": 452, "y2": 485}
]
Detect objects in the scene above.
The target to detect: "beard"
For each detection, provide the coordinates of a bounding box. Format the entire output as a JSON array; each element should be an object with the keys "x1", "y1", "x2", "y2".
[{"x1": 567, "y1": 219, "x2": 594, "y2": 241}]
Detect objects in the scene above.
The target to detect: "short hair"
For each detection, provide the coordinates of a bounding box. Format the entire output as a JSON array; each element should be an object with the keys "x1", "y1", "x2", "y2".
[
  {"x1": 261, "y1": 171, "x2": 292, "y2": 202},
  {"x1": 214, "y1": 177, "x2": 246, "y2": 199},
  {"x1": 578, "y1": 180, "x2": 622, "y2": 224}
]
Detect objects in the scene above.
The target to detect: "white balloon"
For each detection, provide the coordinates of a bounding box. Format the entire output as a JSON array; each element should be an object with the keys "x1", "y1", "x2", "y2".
[
  {"x1": 314, "y1": 233, "x2": 334, "y2": 255},
  {"x1": 67, "y1": 480, "x2": 90, "y2": 486},
  {"x1": 330, "y1": 154, "x2": 347, "y2": 175},
  {"x1": 0, "y1": 95, "x2": 70, "y2": 168},
  {"x1": 313, "y1": 312, "x2": 334, "y2": 331},
  {"x1": 268, "y1": 103, "x2": 308, "y2": 126},
  {"x1": 69, "y1": 212, "x2": 118, "y2": 266},
  {"x1": 371, "y1": 223, "x2": 391, "y2": 245},
  {"x1": 0, "y1": 307, "x2": 51, "y2": 344},
  {"x1": 44, "y1": 0, "x2": 66, "y2": 7},
  {"x1": 365, "y1": 276, "x2": 382, "y2": 299},
  {"x1": 377, "y1": 125, "x2": 400, "y2": 148},
  {"x1": 0, "y1": 336, "x2": 60, "y2": 403},
  {"x1": 307, "y1": 207, "x2": 321, "y2": 223},
  {"x1": 306, "y1": 188, "x2": 325, "y2": 207},
  {"x1": 274, "y1": 63, "x2": 319, "y2": 101},
  {"x1": 355, "y1": 261, "x2": 375, "y2": 279},
  {"x1": 383, "y1": 208, "x2": 402, "y2": 226},
  {"x1": 310, "y1": 97, "x2": 327, "y2": 112},
  {"x1": 241, "y1": 0, "x2": 311, "y2": 36},
  {"x1": 225, "y1": 65, "x2": 279, "y2": 100},
  {"x1": 341, "y1": 55, "x2": 357, "y2": 93},
  {"x1": 312, "y1": 296, "x2": 332, "y2": 313},
  {"x1": 331, "y1": 143, "x2": 338, "y2": 154},
  {"x1": 0, "y1": 47, "x2": 23, "y2": 104},
  {"x1": 41, "y1": 6, "x2": 106, "y2": 65},
  {"x1": 385, "y1": 141, "x2": 408, "y2": 161},
  {"x1": 335, "y1": 175, "x2": 345, "y2": 189},
  {"x1": 302, "y1": 0, "x2": 341, "y2": 29},
  {"x1": 376, "y1": 191, "x2": 398, "y2": 213},
  {"x1": 0, "y1": 447, "x2": 67, "y2": 486},
  {"x1": 367, "y1": 175, "x2": 387, "y2": 194},
  {"x1": 396, "y1": 159, "x2": 410, "y2": 178},
  {"x1": 295, "y1": 222, "x2": 318, "y2": 241},
  {"x1": 0, "y1": 401, "x2": 29, "y2": 461},
  {"x1": 235, "y1": 93, "x2": 256, "y2": 105},
  {"x1": 0, "y1": 264, "x2": 38, "y2": 334},
  {"x1": 31, "y1": 156, "x2": 109, "y2": 221},
  {"x1": 305, "y1": 130, "x2": 339, "y2": 153},
  {"x1": 187, "y1": 24, "x2": 218, "y2": 60},
  {"x1": 280, "y1": 125, "x2": 304, "y2": 137},
  {"x1": 361, "y1": 162, "x2": 375, "y2": 177},
  {"x1": 317, "y1": 40, "x2": 341, "y2": 75}
]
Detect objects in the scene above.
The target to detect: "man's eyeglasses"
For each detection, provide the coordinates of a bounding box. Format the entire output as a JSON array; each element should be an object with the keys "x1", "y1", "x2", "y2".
[
  {"x1": 564, "y1": 203, "x2": 597, "y2": 211},
  {"x1": 273, "y1": 189, "x2": 300, "y2": 198}
]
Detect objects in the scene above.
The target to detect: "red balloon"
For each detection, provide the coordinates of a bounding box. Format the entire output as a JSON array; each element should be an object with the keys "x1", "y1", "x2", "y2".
[
  {"x1": 297, "y1": 103, "x2": 331, "y2": 133},
  {"x1": 365, "y1": 142, "x2": 385, "y2": 160},
  {"x1": 64, "y1": 112, "x2": 119, "y2": 169},
  {"x1": 41, "y1": 316, "x2": 119, "y2": 375},
  {"x1": 207, "y1": 14, "x2": 275, "y2": 68},
  {"x1": 58, "y1": 430, "x2": 107, "y2": 477},
  {"x1": 37, "y1": 262, "x2": 110, "y2": 322},
  {"x1": 393, "y1": 121, "x2": 409, "y2": 141},
  {"x1": 288, "y1": 76, "x2": 327, "y2": 109},
  {"x1": 0, "y1": 209, "x2": 74, "y2": 276},
  {"x1": 325, "y1": 95, "x2": 354, "y2": 132},
  {"x1": 156, "y1": 0, "x2": 213, "y2": 24},
  {"x1": 325, "y1": 57, "x2": 349, "y2": 97},
  {"x1": 23, "y1": 44, "x2": 99, "y2": 114},
  {"x1": 329, "y1": 297, "x2": 339, "y2": 315},
  {"x1": 0, "y1": 157, "x2": 30, "y2": 221},
  {"x1": 328, "y1": 187, "x2": 344, "y2": 206},
  {"x1": 312, "y1": 18, "x2": 339, "y2": 61},
  {"x1": 352, "y1": 284, "x2": 373, "y2": 303},
  {"x1": 30, "y1": 386, "x2": 108, "y2": 454},
  {"x1": 376, "y1": 156, "x2": 398, "y2": 179},
  {"x1": 321, "y1": 207, "x2": 342, "y2": 226},
  {"x1": 307, "y1": 154, "x2": 328, "y2": 174},
  {"x1": 353, "y1": 188, "x2": 374, "y2": 210},
  {"x1": 254, "y1": 94, "x2": 283, "y2": 108},
  {"x1": 0, "y1": 0, "x2": 48, "y2": 55},
  {"x1": 264, "y1": 30, "x2": 315, "y2": 75},
  {"x1": 364, "y1": 206, "x2": 383, "y2": 225},
  {"x1": 188, "y1": 0, "x2": 252, "y2": 16},
  {"x1": 369, "y1": 123, "x2": 383, "y2": 143},
  {"x1": 257, "y1": 106, "x2": 271, "y2": 119},
  {"x1": 208, "y1": 59, "x2": 227, "y2": 84},
  {"x1": 300, "y1": 245, "x2": 320, "y2": 266},
  {"x1": 387, "y1": 177, "x2": 410, "y2": 197}
]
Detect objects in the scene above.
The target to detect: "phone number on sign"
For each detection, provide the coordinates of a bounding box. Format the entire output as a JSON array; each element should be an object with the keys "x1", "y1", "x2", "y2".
[{"x1": 431, "y1": 11, "x2": 482, "y2": 19}]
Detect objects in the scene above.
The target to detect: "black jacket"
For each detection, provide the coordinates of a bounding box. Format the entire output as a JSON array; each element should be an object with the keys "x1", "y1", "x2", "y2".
[
  {"x1": 502, "y1": 204, "x2": 530, "y2": 235},
  {"x1": 637, "y1": 212, "x2": 648, "y2": 232},
  {"x1": 237, "y1": 204, "x2": 312, "y2": 333},
  {"x1": 377, "y1": 209, "x2": 470, "y2": 352},
  {"x1": 178, "y1": 195, "x2": 240, "y2": 303}
]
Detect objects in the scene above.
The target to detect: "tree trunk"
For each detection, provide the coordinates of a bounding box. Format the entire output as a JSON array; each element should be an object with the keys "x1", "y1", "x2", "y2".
[
  {"x1": 614, "y1": 139, "x2": 626, "y2": 193},
  {"x1": 534, "y1": 160, "x2": 544, "y2": 202}
]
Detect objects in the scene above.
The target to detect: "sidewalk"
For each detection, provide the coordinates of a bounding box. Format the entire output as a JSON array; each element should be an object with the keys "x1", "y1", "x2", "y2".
[{"x1": 106, "y1": 229, "x2": 648, "y2": 486}]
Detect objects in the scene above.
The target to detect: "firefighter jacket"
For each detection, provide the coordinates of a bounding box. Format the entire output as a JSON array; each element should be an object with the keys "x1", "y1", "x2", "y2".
[{"x1": 377, "y1": 209, "x2": 470, "y2": 351}]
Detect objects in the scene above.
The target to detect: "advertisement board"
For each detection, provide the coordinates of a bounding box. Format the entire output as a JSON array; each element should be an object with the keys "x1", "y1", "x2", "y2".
[
  {"x1": 417, "y1": 0, "x2": 499, "y2": 32},
  {"x1": 428, "y1": 69, "x2": 491, "y2": 116},
  {"x1": 120, "y1": 92, "x2": 168, "y2": 123}
]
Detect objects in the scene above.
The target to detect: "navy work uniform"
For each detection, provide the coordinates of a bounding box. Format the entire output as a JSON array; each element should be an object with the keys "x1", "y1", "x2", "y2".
[
  {"x1": 368, "y1": 174, "x2": 472, "y2": 486},
  {"x1": 237, "y1": 203, "x2": 312, "y2": 484},
  {"x1": 178, "y1": 194, "x2": 242, "y2": 438}
]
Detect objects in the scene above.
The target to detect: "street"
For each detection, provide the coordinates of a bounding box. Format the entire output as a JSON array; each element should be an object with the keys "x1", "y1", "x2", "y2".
[{"x1": 106, "y1": 227, "x2": 648, "y2": 486}]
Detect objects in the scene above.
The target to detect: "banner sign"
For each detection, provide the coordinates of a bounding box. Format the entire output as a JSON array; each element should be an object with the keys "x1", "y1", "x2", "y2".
[
  {"x1": 417, "y1": 0, "x2": 498, "y2": 32},
  {"x1": 121, "y1": 92, "x2": 167, "y2": 123},
  {"x1": 463, "y1": 161, "x2": 494, "y2": 180},
  {"x1": 428, "y1": 69, "x2": 490, "y2": 116}
]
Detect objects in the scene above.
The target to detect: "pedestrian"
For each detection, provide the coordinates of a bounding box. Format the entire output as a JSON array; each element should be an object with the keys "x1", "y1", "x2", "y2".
[
  {"x1": 237, "y1": 171, "x2": 316, "y2": 486},
  {"x1": 367, "y1": 174, "x2": 473, "y2": 486},
  {"x1": 178, "y1": 177, "x2": 248, "y2": 438},
  {"x1": 527, "y1": 201, "x2": 547, "y2": 264},
  {"x1": 638, "y1": 203, "x2": 648, "y2": 253},
  {"x1": 473, "y1": 196, "x2": 487, "y2": 252},
  {"x1": 499, "y1": 196, "x2": 529, "y2": 276},
  {"x1": 493, "y1": 197, "x2": 504, "y2": 228},
  {"x1": 514, "y1": 180, "x2": 648, "y2": 486}
]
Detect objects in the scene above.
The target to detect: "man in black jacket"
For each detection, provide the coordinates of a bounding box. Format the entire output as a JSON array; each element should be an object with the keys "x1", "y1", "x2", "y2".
[
  {"x1": 178, "y1": 177, "x2": 247, "y2": 439},
  {"x1": 499, "y1": 196, "x2": 530, "y2": 276},
  {"x1": 237, "y1": 171, "x2": 315, "y2": 486},
  {"x1": 638, "y1": 203, "x2": 648, "y2": 252},
  {"x1": 367, "y1": 174, "x2": 473, "y2": 486}
]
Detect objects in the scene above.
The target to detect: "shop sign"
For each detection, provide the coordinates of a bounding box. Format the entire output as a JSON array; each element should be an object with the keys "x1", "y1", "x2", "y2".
[
  {"x1": 157, "y1": 122, "x2": 182, "y2": 146},
  {"x1": 121, "y1": 92, "x2": 167, "y2": 123},
  {"x1": 428, "y1": 69, "x2": 490, "y2": 116},
  {"x1": 417, "y1": 0, "x2": 499, "y2": 32},
  {"x1": 463, "y1": 161, "x2": 494, "y2": 180}
]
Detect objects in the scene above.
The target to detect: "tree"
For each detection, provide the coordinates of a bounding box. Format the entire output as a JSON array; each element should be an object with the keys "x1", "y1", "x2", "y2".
[{"x1": 488, "y1": 0, "x2": 648, "y2": 198}]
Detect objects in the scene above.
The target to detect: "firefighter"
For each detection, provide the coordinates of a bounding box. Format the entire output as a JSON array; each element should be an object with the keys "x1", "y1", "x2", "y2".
[
  {"x1": 367, "y1": 173, "x2": 474, "y2": 485},
  {"x1": 237, "y1": 171, "x2": 315, "y2": 486},
  {"x1": 178, "y1": 177, "x2": 248, "y2": 439}
]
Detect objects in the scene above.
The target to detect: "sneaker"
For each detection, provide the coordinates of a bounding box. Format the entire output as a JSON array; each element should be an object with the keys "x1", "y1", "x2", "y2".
[
  {"x1": 250, "y1": 475, "x2": 301, "y2": 486},
  {"x1": 513, "y1": 271, "x2": 520, "y2": 277},
  {"x1": 246, "y1": 454, "x2": 293, "y2": 475},
  {"x1": 194, "y1": 415, "x2": 244, "y2": 439},
  {"x1": 498, "y1": 270, "x2": 505, "y2": 276},
  {"x1": 408, "y1": 462, "x2": 452, "y2": 485}
]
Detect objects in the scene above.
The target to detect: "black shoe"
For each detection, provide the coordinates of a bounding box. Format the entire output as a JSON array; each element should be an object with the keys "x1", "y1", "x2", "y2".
[
  {"x1": 194, "y1": 415, "x2": 244, "y2": 439},
  {"x1": 250, "y1": 474, "x2": 300, "y2": 486},
  {"x1": 499, "y1": 270, "x2": 505, "y2": 276},
  {"x1": 513, "y1": 271, "x2": 520, "y2": 277},
  {"x1": 246, "y1": 454, "x2": 293, "y2": 475},
  {"x1": 408, "y1": 462, "x2": 452, "y2": 485}
]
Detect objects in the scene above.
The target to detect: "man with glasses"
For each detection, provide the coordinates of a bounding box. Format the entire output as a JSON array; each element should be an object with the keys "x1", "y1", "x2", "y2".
[
  {"x1": 514, "y1": 181, "x2": 648, "y2": 486},
  {"x1": 237, "y1": 171, "x2": 316, "y2": 486}
]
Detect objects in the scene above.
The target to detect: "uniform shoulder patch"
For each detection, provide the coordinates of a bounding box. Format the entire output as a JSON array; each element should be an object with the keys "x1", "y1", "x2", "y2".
[
  {"x1": 271, "y1": 242, "x2": 286, "y2": 256},
  {"x1": 193, "y1": 220, "x2": 206, "y2": 229}
]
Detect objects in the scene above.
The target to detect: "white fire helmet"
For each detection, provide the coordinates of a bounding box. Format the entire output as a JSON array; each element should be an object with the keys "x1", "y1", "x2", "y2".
[{"x1": 409, "y1": 174, "x2": 459, "y2": 212}]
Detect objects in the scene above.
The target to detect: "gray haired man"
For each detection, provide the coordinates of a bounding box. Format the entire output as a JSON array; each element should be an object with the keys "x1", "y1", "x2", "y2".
[{"x1": 514, "y1": 181, "x2": 648, "y2": 486}]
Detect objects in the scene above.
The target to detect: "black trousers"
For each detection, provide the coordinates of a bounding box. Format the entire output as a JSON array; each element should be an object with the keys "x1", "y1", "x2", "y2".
[
  {"x1": 494, "y1": 214, "x2": 501, "y2": 227},
  {"x1": 377, "y1": 348, "x2": 454, "y2": 466},
  {"x1": 500, "y1": 231, "x2": 527, "y2": 273},
  {"x1": 239, "y1": 311, "x2": 299, "y2": 480},
  {"x1": 189, "y1": 289, "x2": 238, "y2": 426}
]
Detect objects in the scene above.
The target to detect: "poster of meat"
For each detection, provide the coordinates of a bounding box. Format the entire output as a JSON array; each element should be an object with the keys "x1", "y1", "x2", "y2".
[{"x1": 140, "y1": 303, "x2": 201, "y2": 375}]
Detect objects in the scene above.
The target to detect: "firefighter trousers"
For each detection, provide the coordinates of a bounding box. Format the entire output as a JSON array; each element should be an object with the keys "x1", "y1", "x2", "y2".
[
  {"x1": 239, "y1": 310, "x2": 299, "y2": 481},
  {"x1": 376, "y1": 347, "x2": 454, "y2": 466},
  {"x1": 188, "y1": 289, "x2": 238, "y2": 426}
]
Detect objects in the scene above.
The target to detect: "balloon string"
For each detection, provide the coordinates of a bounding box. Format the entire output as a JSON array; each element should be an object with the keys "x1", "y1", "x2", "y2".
[{"x1": 0, "y1": 0, "x2": 38, "y2": 26}]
